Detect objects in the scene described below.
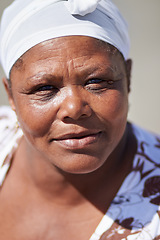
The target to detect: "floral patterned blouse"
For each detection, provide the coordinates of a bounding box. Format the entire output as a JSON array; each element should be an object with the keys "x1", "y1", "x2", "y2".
[{"x1": 0, "y1": 106, "x2": 160, "y2": 240}]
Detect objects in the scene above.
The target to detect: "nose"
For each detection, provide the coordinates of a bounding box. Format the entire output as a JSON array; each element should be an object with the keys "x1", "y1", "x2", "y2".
[{"x1": 57, "y1": 87, "x2": 92, "y2": 121}]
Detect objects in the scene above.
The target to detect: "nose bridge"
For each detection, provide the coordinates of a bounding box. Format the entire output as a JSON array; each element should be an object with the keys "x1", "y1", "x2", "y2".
[
  {"x1": 57, "y1": 85, "x2": 91, "y2": 120},
  {"x1": 63, "y1": 86, "x2": 82, "y2": 110}
]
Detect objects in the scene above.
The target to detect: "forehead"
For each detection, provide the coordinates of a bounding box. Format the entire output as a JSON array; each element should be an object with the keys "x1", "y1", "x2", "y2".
[{"x1": 11, "y1": 36, "x2": 124, "y2": 78}]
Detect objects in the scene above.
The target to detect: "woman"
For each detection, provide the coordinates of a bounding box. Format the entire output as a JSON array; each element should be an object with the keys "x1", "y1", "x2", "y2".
[{"x1": 0, "y1": 0, "x2": 160, "y2": 239}]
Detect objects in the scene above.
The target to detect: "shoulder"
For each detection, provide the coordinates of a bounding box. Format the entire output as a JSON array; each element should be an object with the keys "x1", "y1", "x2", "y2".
[
  {"x1": 0, "y1": 105, "x2": 20, "y2": 144},
  {"x1": 131, "y1": 123, "x2": 160, "y2": 163},
  {"x1": 0, "y1": 106, "x2": 23, "y2": 186},
  {"x1": 0, "y1": 104, "x2": 23, "y2": 149},
  {"x1": 131, "y1": 123, "x2": 160, "y2": 144},
  {"x1": 0, "y1": 105, "x2": 17, "y2": 125},
  {"x1": 0, "y1": 105, "x2": 18, "y2": 142}
]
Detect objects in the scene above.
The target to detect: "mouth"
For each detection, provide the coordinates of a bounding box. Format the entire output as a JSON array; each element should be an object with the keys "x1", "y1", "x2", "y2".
[{"x1": 51, "y1": 131, "x2": 102, "y2": 149}]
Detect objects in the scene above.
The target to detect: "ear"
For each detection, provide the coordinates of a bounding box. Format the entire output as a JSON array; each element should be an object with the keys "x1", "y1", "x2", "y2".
[
  {"x1": 125, "y1": 59, "x2": 132, "y2": 93},
  {"x1": 2, "y1": 77, "x2": 16, "y2": 112}
]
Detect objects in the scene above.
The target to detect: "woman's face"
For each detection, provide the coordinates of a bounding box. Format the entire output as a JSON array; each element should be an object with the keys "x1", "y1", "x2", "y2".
[{"x1": 8, "y1": 36, "x2": 131, "y2": 174}]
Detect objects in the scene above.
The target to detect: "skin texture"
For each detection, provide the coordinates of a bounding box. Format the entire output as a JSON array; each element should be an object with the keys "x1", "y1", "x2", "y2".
[
  {"x1": 1, "y1": 36, "x2": 134, "y2": 239},
  {"x1": 8, "y1": 36, "x2": 130, "y2": 174}
]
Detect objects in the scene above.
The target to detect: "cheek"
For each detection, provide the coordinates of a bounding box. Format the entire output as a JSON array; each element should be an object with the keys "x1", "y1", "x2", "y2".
[
  {"x1": 14, "y1": 97, "x2": 58, "y2": 138},
  {"x1": 92, "y1": 90, "x2": 128, "y2": 124},
  {"x1": 90, "y1": 90, "x2": 128, "y2": 154}
]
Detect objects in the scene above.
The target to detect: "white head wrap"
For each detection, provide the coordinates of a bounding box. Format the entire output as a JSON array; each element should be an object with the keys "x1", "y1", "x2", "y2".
[{"x1": 0, "y1": 0, "x2": 130, "y2": 78}]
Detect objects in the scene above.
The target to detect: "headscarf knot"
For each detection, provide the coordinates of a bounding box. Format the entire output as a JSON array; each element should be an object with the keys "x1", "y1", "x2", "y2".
[{"x1": 65, "y1": 0, "x2": 101, "y2": 16}]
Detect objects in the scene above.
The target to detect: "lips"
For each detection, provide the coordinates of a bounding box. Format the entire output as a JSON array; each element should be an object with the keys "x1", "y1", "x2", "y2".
[{"x1": 51, "y1": 131, "x2": 102, "y2": 149}]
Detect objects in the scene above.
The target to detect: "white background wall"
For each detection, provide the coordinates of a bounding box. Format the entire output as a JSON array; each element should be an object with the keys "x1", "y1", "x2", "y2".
[{"x1": 0, "y1": 0, "x2": 160, "y2": 133}]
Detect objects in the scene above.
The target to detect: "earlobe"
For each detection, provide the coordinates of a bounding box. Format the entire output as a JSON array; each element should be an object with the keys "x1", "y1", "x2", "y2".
[
  {"x1": 2, "y1": 77, "x2": 16, "y2": 112},
  {"x1": 125, "y1": 59, "x2": 132, "y2": 93}
]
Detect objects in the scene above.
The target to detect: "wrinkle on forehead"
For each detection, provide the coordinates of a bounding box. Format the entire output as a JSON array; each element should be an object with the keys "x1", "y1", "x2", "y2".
[{"x1": 10, "y1": 36, "x2": 125, "y2": 83}]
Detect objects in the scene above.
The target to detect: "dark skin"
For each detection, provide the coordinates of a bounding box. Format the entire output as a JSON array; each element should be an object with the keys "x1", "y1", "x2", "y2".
[{"x1": 0, "y1": 36, "x2": 135, "y2": 240}]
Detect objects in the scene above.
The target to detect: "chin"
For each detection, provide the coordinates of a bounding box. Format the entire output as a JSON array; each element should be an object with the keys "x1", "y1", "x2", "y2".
[{"x1": 54, "y1": 154, "x2": 105, "y2": 175}]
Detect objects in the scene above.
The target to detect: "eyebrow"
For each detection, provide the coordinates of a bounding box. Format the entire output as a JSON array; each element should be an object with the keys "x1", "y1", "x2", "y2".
[
  {"x1": 25, "y1": 63, "x2": 120, "y2": 84},
  {"x1": 26, "y1": 72, "x2": 60, "y2": 83}
]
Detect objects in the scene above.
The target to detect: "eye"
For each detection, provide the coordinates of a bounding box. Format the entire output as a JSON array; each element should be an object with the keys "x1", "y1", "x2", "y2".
[
  {"x1": 34, "y1": 84, "x2": 59, "y2": 94},
  {"x1": 86, "y1": 78, "x2": 114, "y2": 85},
  {"x1": 85, "y1": 78, "x2": 114, "y2": 92},
  {"x1": 87, "y1": 79, "x2": 102, "y2": 84},
  {"x1": 37, "y1": 85, "x2": 54, "y2": 91},
  {"x1": 30, "y1": 84, "x2": 59, "y2": 101}
]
